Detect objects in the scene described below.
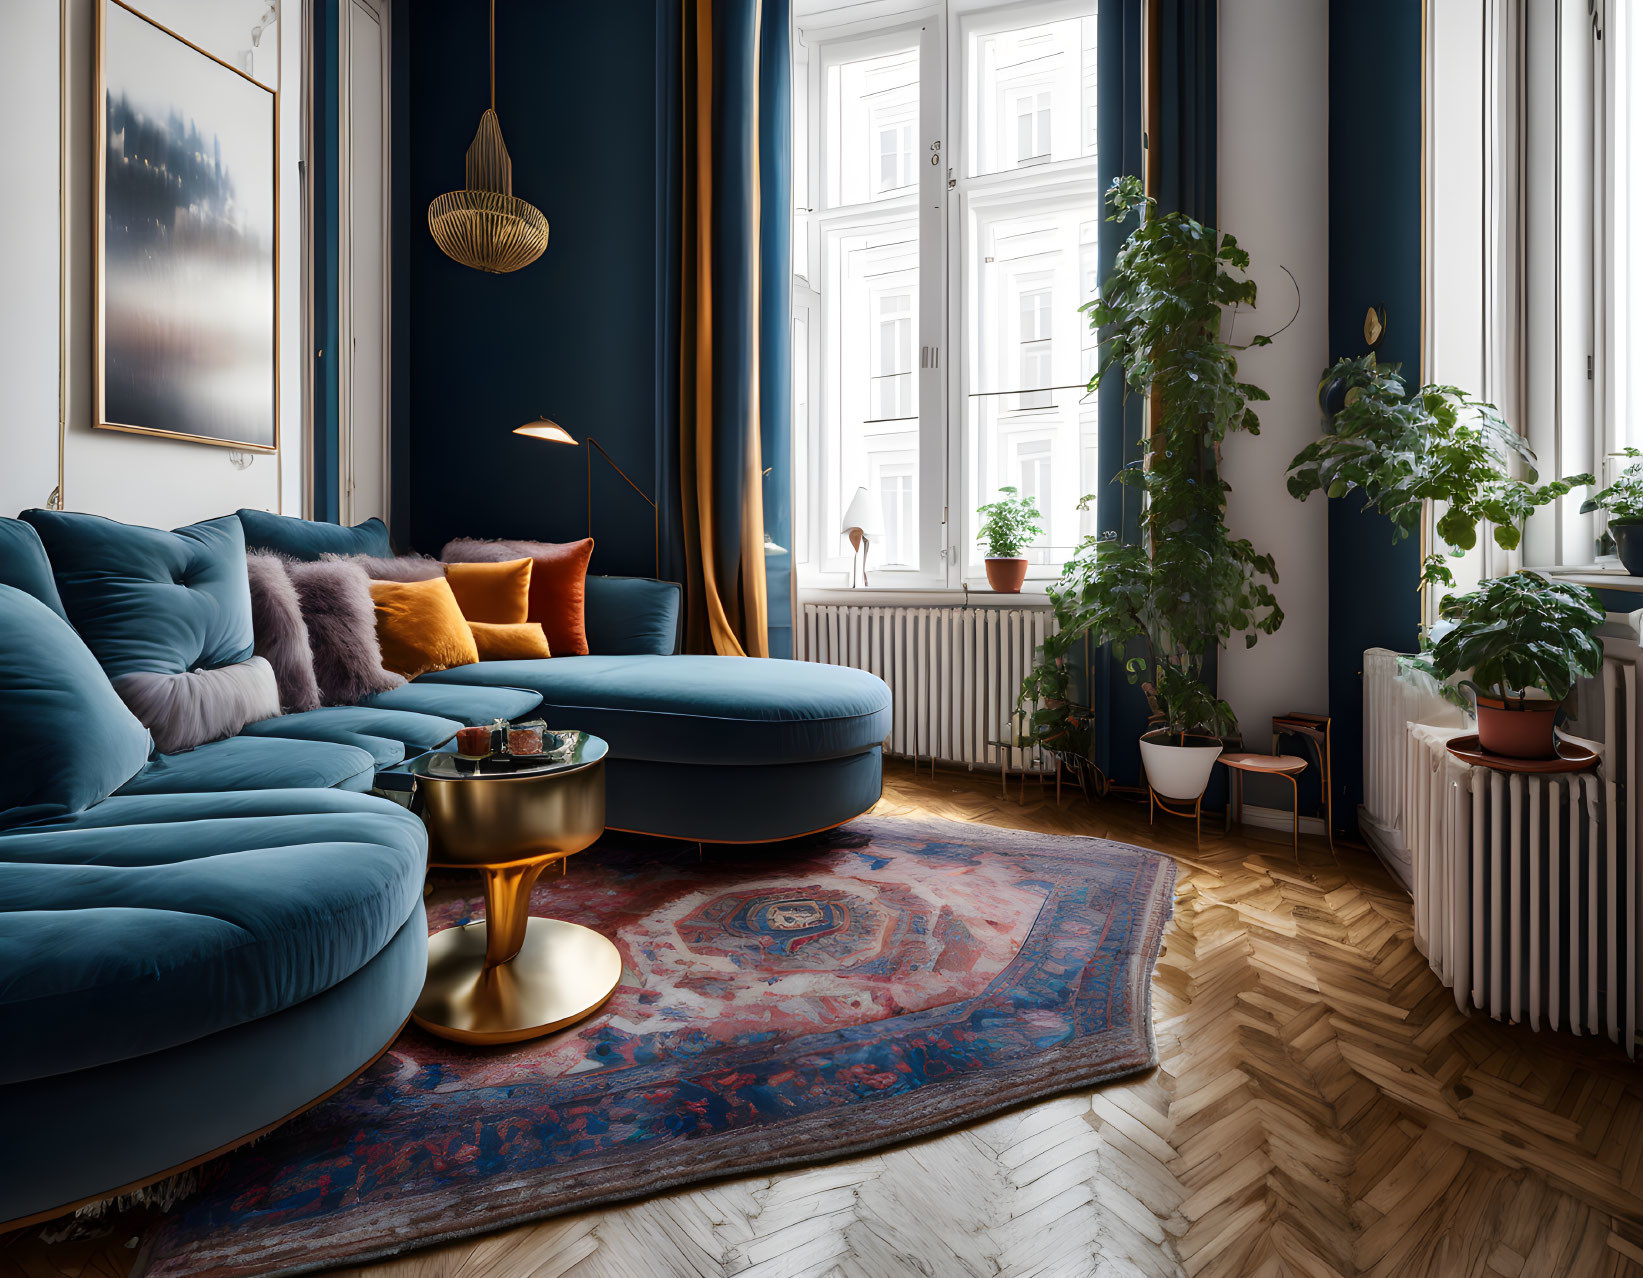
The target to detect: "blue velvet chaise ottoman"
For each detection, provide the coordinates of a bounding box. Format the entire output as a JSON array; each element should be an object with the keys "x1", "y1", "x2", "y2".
[{"x1": 240, "y1": 510, "x2": 894, "y2": 844}]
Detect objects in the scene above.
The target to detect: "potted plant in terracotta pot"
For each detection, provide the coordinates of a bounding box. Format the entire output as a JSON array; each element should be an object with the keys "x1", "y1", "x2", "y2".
[
  {"x1": 1580, "y1": 447, "x2": 1643, "y2": 576},
  {"x1": 975, "y1": 487, "x2": 1043, "y2": 593},
  {"x1": 1425, "y1": 572, "x2": 1606, "y2": 758},
  {"x1": 1019, "y1": 175, "x2": 1284, "y2": 805}
]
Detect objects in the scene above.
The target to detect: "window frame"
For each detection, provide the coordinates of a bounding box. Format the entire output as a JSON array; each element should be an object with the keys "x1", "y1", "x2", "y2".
[{"x1": 794, "y1": 0, "x2": 1098, "y2": 595}]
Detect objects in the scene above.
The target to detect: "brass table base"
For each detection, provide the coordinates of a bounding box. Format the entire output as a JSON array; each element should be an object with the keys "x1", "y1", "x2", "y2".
[{"x1": 413, "y1": 917, "x2": 623, "y2": 1045}]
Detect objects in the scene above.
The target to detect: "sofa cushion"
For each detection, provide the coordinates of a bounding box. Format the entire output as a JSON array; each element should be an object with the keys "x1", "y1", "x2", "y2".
[
  {"x1": 420, "y1": 655, "x2": 892, "y2": 766},
  {"x1": 21, "y1": 510, "x2": 254, "y2": 680},
  {"x1": 113, "y1": 657, "x2": 282, "y2": 755},
  {"x1": 445, "y1": 558, "x2": 532, "y2": 623},
  {"x1": 369, "y1": 576, "x2": 479, "y2": 679},
  {"x1": 0, "y1": 518, "x2": 69, "y2": 620},
  {"x1": 360, "y1": 680, "x2": 541, "y2": 725},
  {"x1": 470, "y1": 621, "x2": 552, "y2": 660},
  {"x1": 237, "y1": 510, "x2": 392, "y2": 562},
  {"x1": 324, "y1": 553, "x2": 443, "y2": 581},
  {"x1": 0, "y1": 788, "x2": 426, "y2": 1084},
  {"x1": 239, "y1": 704, "x2": 461, "y2": 755},
  {"x1": 114, "y1": 735, "x2": 379, "y2": 797},
  {"x1": 247, "y1": 552, "x2": 323, "y2": 713},
  {"x1": 584, "y1": 575, "x2": 682, "y2": 655},
  {"x1": 286, "y1": 559, "x2": 404, "y2": 705},
  {"x1": 442, "y1": 537, "x2": 593, "y2": 656},
  {"x1": 0, "y1": 585, "x2": 153, "y2": 830}
]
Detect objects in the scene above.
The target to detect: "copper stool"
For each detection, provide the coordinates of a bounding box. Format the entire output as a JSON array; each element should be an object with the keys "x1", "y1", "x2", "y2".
[{"x1": 1219, "y1": 752, "x2": 1309, "y2": 854}]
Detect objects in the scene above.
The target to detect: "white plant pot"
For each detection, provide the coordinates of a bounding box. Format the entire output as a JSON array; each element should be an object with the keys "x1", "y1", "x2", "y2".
[{"x1": 1139, "y1": 731, "x2": 1223, "y2": 802}]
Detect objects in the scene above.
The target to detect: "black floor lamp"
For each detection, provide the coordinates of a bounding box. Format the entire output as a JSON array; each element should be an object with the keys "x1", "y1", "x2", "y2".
[{"x1": 514, "y1": 416, "x2": 659, "y2": 579}]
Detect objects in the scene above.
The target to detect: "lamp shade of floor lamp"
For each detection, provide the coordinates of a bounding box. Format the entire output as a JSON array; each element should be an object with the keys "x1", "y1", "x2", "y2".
[
  {"x1": 513, "y1": 418, "x2": 659, "y2": 578},
  {"x1": 840, "y1": 486, "x2": 883, "y2": 587}
]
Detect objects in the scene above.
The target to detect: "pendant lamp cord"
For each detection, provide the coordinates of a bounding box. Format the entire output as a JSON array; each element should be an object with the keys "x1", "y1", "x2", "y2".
[{"x1": 489, "y1": 0, "x2": 496, "y2": 113}]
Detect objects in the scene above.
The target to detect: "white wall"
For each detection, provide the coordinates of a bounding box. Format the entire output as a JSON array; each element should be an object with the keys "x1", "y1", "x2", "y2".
[
  {"x1": 1217, "y1": 0, "x2": 1331, "y2": 779},
  {"x1": 0, "y1": 4, "x2": 64, "y2": 518},
  {"x1": 1, "y1": 0, "x2": 304, "y2": 529}
]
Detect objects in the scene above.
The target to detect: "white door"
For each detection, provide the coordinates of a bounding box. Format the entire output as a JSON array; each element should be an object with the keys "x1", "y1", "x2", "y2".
[{"x1": 342, "y1": 0, "x2": 389, "y2": 526}]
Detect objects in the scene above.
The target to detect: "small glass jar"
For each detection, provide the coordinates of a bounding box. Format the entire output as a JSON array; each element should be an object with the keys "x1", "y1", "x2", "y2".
[{"x1": 508, "y1": 718, "x2": 546, "y2": 756}]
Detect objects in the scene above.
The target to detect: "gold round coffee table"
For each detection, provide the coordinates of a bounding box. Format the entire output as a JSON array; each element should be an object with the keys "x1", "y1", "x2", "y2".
[{"x1": 408, "y1": 732, "x2": 622, "y2": 1045}]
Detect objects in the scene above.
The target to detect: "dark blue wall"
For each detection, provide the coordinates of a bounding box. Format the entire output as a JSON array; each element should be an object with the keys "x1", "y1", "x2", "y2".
[
  {"x1": 1327, "y1": 0, "x2": 1424, "y2": 833},
  {"x1": 403, "y1": 0, "x2": 663, "y2": 577}
]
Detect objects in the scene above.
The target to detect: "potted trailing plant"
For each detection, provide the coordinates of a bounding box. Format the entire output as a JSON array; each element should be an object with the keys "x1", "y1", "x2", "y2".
[
  {"x1": 975, "y1": 486, "x2": 1044, "y2": 593},
  {"x1": 1288, "y1": 355, "x2": 1591, "y2": 598},
  {"x1": 1581, "y1": 447, "x2": 1643, "y2": 575},
  {"x1": 1019, "y1": 175, "x2": 1283, "y2": 805},
  {"x1": 1425, "y1": 573, "x2": 1606, "y2": 758}
]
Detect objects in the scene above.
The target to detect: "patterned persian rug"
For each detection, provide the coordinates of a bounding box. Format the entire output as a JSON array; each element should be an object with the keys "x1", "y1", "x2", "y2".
[{"x1": 136, "y1": 814, "x2": 1175, "y2": 1278}]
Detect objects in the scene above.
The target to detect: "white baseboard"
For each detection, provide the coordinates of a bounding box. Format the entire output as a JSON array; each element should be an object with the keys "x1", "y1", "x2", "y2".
[{"x1": 1238, "y1": 804, "x2": 1327, "y2": 838}]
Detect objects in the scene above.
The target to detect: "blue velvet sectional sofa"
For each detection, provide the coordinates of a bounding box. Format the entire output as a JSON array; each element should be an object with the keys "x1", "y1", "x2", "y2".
[{"x1": 0, "y1": 508, "x2": 889, "y2": 1229}]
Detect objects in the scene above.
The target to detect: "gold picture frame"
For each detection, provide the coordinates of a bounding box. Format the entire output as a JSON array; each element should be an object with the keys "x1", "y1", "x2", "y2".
[{"x1": 94, "y1": 0, "x2": 279, "y2": 452}]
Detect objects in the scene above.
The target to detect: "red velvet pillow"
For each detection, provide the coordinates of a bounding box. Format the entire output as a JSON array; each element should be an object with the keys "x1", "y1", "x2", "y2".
[{"x1": 441, "y1": 538, "x2": 594, "y2": 656}]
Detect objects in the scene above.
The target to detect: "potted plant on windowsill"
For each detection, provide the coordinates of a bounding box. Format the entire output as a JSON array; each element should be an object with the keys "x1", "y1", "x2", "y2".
[
  {"x1": 1425, "y1": 573, "x2": 1606, "y2": 759},
  {"x1": 976, "y1": 486, "x2": 1044, "y2": 593},
  {"x1": 1019, "y1": 175, "x2": 1284, "y2": 805},
  {"x1": 1580, "y1": 447, "x2": 1643, "y2": 576}
]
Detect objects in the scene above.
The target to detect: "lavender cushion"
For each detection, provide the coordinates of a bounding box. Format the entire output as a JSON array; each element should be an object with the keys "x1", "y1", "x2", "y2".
[
  {"x1": 113, "y1": 657, "x2": 282, "y2": 755},
  {"x1": 286, "y1": 560, "x2": 405, "y2": 706},
  {"x1": 322, "y1": 553, "x2": 444, "y2": 582},
  {"x1": 247, "y1": 553, "x2": 322, "y2": 713}
]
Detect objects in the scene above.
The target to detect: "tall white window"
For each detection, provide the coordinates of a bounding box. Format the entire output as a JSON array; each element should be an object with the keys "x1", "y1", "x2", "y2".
[{"x1": 794, "y1": 1, "x2": 1098, "y2": 590}]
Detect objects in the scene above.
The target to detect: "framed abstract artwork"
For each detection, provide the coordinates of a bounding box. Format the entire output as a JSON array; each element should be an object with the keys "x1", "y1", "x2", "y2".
[{"x1": 95, "y1": 0, "x2": 278, "y2": 451}]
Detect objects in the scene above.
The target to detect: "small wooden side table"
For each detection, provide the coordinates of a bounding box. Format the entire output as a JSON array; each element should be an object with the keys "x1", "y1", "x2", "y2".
[
  {"x1": 1219, "y1": 752, "x2": 1309, "y2": 854},
  {"x1": 1272, "y1": 712, "x2": 1333, "y2": 851}
]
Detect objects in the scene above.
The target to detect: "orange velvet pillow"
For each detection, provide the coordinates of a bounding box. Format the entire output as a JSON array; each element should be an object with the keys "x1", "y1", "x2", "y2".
[
  {"x1": 369, "y1": 577, "x2": 479, "y2": 680},
  {"x1": 469, "y1": 621, "x2": 552, "y2": 660},
  {"x1": 445, "y1": 558, "x2": 532, "y2": 624},
  {"x1": 442, "y1": 537, "x2": 594, "y2": 656}
]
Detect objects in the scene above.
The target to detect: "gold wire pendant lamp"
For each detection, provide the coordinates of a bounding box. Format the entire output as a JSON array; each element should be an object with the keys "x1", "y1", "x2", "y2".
[{"x1": 427, "y1": 0, "x2": 548, "y2": 274}]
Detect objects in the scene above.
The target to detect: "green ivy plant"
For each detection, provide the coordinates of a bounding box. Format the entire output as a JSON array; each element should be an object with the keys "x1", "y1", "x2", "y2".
[
  {"x1": 1425, "y1": 573, "x2": 1605, "y2": 707},
  {"x1": 1580, "y1": 447, "x2": 1643, "y2": 524},
  {"x1": 1286, "y1": 355, "x2": 1592, "y2": 592},
  {"x1": 1018, "y1": 175, "x2": 1283, "y2": 746},
  {"x1": 975, "y1": 486, "x2": 1045, "y2": 558}
]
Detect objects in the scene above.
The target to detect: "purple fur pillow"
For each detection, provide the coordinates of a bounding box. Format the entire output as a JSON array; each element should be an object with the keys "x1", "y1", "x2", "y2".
[
  {"x1": 322, "y1": 552, "x2": 444, "y2": 582},
  {"x1": 246, "y1": 552, "x2": 322, "y2": 713},
  {"x1": 285, "y1": 559, "x2": 404, "y2": 706}
]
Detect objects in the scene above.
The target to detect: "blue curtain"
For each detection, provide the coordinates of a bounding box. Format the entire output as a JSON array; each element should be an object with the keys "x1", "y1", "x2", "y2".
[
  {"x1": 1090, "y1": 0, "x2": 1218, "y2": 788},
  {"x1": 656, "y1": 0, "x2": 792, "y2": 658}
]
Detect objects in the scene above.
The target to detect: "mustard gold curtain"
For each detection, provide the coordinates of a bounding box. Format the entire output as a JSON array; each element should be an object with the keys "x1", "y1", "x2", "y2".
[{"x1": 668, "y1": 0, "x2": 789, "y2": 658}]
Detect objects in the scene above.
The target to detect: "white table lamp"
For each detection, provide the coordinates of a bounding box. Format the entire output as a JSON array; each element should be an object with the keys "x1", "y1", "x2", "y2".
[{"x1": 840, "y1": 487, "x2": 884, "y2": 587}]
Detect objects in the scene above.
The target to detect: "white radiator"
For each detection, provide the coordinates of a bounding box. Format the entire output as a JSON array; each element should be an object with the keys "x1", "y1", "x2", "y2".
[
  {"x1": 1360, "y1": 647, "x2": 1470, "y2": 888},
  {"x1": 1401, "y1": 638, "x2": 1640, "y2": 1053},
  {"x1": 798, "y1": 602, "x2": 1056, "y2": 773}
]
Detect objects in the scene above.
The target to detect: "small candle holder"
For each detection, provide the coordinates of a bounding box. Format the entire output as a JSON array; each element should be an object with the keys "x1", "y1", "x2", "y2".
[{"x1": 455, "y1": 725, "x2": 491, "y2": 758}]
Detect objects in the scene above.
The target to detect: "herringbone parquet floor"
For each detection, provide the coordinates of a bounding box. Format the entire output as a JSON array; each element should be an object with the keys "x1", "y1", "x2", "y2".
[{"x1": 8, "y1": 760, "x2": 1643, "y2": 1278}]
